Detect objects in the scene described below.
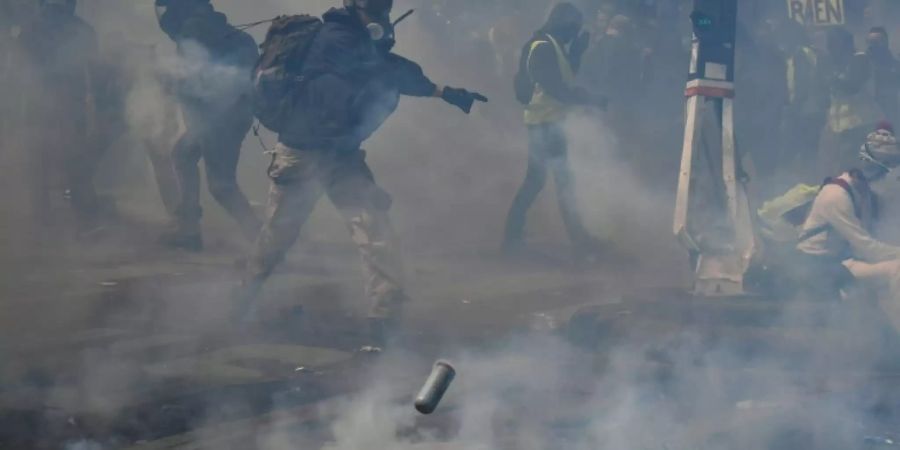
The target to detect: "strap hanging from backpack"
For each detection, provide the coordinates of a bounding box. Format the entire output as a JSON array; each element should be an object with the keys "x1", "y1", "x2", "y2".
[{"x1": 797, "y1": 176, "x2": 863, "y2": 243}]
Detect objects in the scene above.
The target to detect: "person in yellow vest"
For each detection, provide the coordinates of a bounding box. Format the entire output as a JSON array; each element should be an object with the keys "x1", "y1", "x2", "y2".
[
  {"x1": 503, "y1": 2, "x2": 607, "y2": 260},
  {"x1": 818, "y1": 27, "x2": 883, "y2": 177},
  {"x1": 780, "y1": 21, "x2": 828, "y2": 184}
]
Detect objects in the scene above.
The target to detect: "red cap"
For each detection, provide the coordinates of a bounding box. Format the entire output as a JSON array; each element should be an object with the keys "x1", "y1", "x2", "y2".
[{"x1": 876, "y1": 120, "x2": 895, "y2": 134}]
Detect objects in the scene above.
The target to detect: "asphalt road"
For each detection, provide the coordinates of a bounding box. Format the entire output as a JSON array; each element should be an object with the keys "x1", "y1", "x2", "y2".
[{"x1": 4, "y1": 215, "x2": 900, "y2": 449}]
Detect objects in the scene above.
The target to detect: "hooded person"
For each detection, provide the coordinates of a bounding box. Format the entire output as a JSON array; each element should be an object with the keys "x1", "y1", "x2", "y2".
[
  {"x1": 236, "y1": 0, "x2": 487, "y2": 342},
  {"x1": 794, "y1": 122, "x2": 900, "y2": 330},
  {"x1": 503, "y1": 2, "x2": 608, "y2": 261},
  {"x1": 17, "y1": 0, "x2": 105, "y2": 238},
  {"x1": 818, "y1": 27, "x2": 883, "y2": 177},
  {"x1": 154, "y1": 0, "x2": 261, "y2": 251},
  {"x1": 866, "y1": 27, "x2": 900, "y2": 126}
]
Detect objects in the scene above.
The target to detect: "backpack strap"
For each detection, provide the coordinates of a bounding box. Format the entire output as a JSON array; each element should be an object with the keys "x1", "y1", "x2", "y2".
[
  {"x1": 825, "y1": 177, "x2": 861, "y2": 218},
  {"x1": 797, "y1": 176, "x2": 861, "y2": 244},
  {"x1": 525, "y1": 37, "x2": 551, "y2": 74}
]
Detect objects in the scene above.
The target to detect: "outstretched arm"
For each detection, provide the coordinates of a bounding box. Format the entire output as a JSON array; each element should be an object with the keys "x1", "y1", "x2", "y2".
[
  {"x1": 386, "y1": 53, "x2": 437, "y2": 97},
  {"x1": 387, "y1": 53, "x2": 488, "y2": 113}
]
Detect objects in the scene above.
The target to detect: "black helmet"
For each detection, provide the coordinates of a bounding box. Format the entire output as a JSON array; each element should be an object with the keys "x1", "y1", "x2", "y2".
[
  {"x1": 343, "y1": 0, "x2": 393, "y2": 19},
  {"x1": 154, "y1": 0, "x2": 208, "y2": 20},
  {"x1": 155, "y1": 0, "x2": 210, "y2": 38}
]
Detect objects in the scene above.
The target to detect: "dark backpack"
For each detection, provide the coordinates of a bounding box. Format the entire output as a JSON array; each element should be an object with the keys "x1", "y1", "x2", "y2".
[
  {"x1": 513, "y1": 37, "x2": 538, "y2": 105},
  {"x1": 797, "y1": 171, "x2": 875, "y2": 243},
  {"x1": 253, "y1": 14, "x2": 323, "y2": 133}
]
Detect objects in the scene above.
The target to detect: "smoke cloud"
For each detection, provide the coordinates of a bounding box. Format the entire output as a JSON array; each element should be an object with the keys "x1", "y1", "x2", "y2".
[{"x1": 2, "y1": 1, "x2": 900, "y2": 449}]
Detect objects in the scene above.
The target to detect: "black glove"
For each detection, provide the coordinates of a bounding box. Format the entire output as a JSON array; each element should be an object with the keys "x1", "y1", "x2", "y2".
[
  {"x1": 441, "y1": 87, "x2": 488, "y2": 114},
  {"x1": 570, "y1": 31, "x2": 590, "y2": 64}
]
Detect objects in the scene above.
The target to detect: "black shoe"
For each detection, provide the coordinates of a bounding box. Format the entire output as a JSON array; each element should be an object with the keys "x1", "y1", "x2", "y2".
[{"x1": 160, "y1": 231, "x2": 203, "y2": 252}]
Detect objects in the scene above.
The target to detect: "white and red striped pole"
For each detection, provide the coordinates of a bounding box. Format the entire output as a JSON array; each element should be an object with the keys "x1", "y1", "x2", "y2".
[{"x1": 674, "y1": 0, "x2": 758, "y2": 297}]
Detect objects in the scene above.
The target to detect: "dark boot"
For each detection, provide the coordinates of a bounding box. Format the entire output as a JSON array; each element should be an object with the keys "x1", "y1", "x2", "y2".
[{"x1": 160, "y1": 219, "x2": 203, "y2": 251}]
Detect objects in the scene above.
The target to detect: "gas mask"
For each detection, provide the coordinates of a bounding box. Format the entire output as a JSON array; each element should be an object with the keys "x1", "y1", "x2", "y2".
[
  {"x1": 373, "y1": 9, "x2": 416, "y2": 53},
  {"x1": 344, "y1": 0, "x2": 394, "y2": 43},
  {"x1": 366, "y1": 20, "x2": 394, "y2": 42}
]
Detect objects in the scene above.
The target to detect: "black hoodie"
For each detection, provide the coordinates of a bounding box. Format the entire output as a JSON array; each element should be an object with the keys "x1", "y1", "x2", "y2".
[
  {"x1": 171, "y1": 8, "x2": 259, "y2": 120},
  {"x1": 279, "y1": 7, "x2": 437, "y2": 152}
]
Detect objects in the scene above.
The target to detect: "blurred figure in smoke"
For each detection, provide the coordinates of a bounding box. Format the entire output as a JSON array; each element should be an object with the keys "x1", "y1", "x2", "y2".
[
  {"x1": 737, "y1": 17, "x2": 787, "y2": 185},
  {"x1": 488, "y1": 13, "x2": 521, "y2": 80},
  {"x1": 818, "y1": 27, "x2": 882, "y2": 177},
  {"x1": 866, "y1": 27, "x2": 900, "y2": 127},
  {"x1": 17, "y1": 0, "x2": 104, "y2": 237},
  {"x1": 0, "y1": 0, "x2": 17, "y2": 139},
  {"x1": 155, "y1": 0, "x2": 261, "y2": 251},
  {"x1": 96, "y1": 35, "x2": 180, "y2": 214},
  {"x1": 503, "y1": 2, "x2": 607, "y2": 260},
  {"x1": 779, "y1": 20, "x2": 828, "y2": 185},
  {"x1": 238, "y1": 0, "x2": 486, "y2": 340},
  {"x1": 590, "y1": 2, "x2": 615, "y2": 38},
  {"x1": 794, "y1": 122, "x2": 900, "y2": 331},
  {"x1": 581, "y1": 13, "x2": 647, "y2": 160}
]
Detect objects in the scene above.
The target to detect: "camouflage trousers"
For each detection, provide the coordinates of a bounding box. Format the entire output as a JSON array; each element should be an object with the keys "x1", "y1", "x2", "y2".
[{"x1": 246, "y1": 143, "x2": 406, "y2": 319}]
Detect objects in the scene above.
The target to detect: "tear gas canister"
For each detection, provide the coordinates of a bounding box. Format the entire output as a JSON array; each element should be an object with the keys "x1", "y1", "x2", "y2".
[{"x1": 414, "y1": 360, "x2": 456, "y2": 415}]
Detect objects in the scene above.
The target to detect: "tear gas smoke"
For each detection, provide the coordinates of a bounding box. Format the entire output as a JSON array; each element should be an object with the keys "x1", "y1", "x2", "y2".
[{"x1": 2, "y1": 1, "x2": 900, "y2": 449}]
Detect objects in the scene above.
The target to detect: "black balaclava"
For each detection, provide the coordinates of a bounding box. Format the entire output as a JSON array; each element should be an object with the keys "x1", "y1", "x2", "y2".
[
  {"x1": 867, "y1": 28, "x2": 892, "y2": 61},
  {"x1": 541, "y1": 2, "x2": 584, "y2": 45},
  {"x1": 826, "y1": 27, "x2": 855, "y2": 65}
]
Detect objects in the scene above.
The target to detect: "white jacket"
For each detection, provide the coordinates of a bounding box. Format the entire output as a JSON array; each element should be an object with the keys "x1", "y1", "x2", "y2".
[{"x1": 797, "y1": 172, "x2": 900, "y2": 262}]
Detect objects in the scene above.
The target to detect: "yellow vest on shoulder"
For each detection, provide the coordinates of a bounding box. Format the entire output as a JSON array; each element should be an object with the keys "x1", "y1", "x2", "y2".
[{"x1": 524, "y1": 35, "x2": 574, "y2": 126}]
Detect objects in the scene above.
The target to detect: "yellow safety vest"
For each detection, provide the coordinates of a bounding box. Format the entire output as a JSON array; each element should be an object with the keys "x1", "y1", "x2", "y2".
[
  {"x1": 828, "y1": 53, "x2": 881, "y2": 133},
  {"x1": 787, "y1": 47, "x2": 817, "y2": 105},
  {"x1": 524, "y1": 35, "x2": 574, "y2": 125}
]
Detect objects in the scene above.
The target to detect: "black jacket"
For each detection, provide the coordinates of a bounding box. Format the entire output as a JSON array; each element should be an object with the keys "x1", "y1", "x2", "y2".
[
  {"x1": 173, "y1": 10, "x2": 258, "y2": 121},
  {"x1": 279, "y1": 7, "x2": 437, "y2": 151},
  {"x1": 18, "y1": 10, "x2": 97, "y2": 127}
]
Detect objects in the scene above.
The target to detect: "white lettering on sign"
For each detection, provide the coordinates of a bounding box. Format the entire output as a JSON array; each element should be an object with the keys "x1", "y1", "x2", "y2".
[{"x1": 787, "y1": 0, "x2": 844, "y2": 26}]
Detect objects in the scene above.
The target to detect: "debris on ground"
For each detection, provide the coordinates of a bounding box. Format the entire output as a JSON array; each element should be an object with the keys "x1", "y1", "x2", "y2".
[
  {"x1": 865, "y1": 435, "x2": 900, "y2": 446},
  {"x1": 359, "y1": 346, "x2": 382, "y2": 354}
]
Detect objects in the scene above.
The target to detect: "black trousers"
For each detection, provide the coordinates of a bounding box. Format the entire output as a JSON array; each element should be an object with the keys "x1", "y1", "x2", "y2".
[
  {"x1": 503, "y1": 122, "x2": 592, "y2": 247},
  {"x1": 171, "y1": 111, "x2": 260, "y2": 240}
]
